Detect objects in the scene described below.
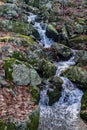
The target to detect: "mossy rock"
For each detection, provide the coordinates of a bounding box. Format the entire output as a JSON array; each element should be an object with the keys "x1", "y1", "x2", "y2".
[
  {"x1": 30, "y1": 86, "x2": 40, "y2": 104},
  {"x1": 0, "y1": 36, "x2": 14, "y2": 42},
  {"x1": 81, "y1": 91, "x2": 87, "y2": 110},
  {"x1": 0, "y1": 20, "x2": 32, "y2": 35},
  {"x1": 4, "y1": 58, "x2": 21, "y2": 80},
  {"x1": 4, "y1": 58, "x2": 31, "y2": 80},
  {"x1": 41, "y1": 59, "x2": 57, "y2": 78},
  {"x1": 27, "y1": 108, "x2": 40, "y2": 130},
  {"x1": 61, "y1": 66, "x2": 87, "y2": 89},
  {"x1": 46, "y1": 24, "x2": 58, "y2": 40},
  {"x1": 47, "y1": 88, "x2": 61, "y2": 105},
  {"x1": 80, "y1": 91, "x2": 87, "y2": 122},
  {"x1": 9, "y1": 51, "x2": 27, "y2": 62},
  {"x1": 52, "y1": 43, "x2": 73, "y2": 59},
  {"x1": 69, "y1": 35, "x2": 87, "y2": 44},
  {"x1": 48, "y1": 76, "x2": 63, "y2": 105},
  {"x1": 74, "y1": 50, "x2": 87, "y2": 66},
  {"x1": 17, "y1": 34, "x2": 35, "y2": 44},
  {"x1": 0, "y1": 108, "x2": 40, "y2": 130},
  {"x1": 4, "y1": 58, "x2": 41, "y2": 86},
  {"x1": 0, "y1": 35, "x2": 35, "y2": 47},
  {"x1": 0, "y1": 3, "x2": 20, "y2": 19},
  {"x1": 0, "y1": 120, "x2": 16, "y2": 130},
  {"x1": 80, "y1": 111, "x2": 87, "y2": 122}
]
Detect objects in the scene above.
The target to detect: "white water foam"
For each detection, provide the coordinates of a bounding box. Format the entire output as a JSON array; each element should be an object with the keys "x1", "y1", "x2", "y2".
[{"x1": 39, "y1": 51, "x2": 83, "y2": 130}]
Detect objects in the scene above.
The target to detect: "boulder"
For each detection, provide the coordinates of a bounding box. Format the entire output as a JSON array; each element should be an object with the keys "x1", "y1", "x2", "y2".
[
  {"x1": 29, "y1": 68, "x2": 41, "y2": 86},
  {"x1": 47, "y1": 76, "x2": 63, "y2": 105},
  {"x1": 61, "y1": 66, "x2": 87, "y2": 89},
  {"x1": 41, "y1": 59, "x2": 57, "y2": 78},
  {"x1": 4, "y1": 58, "x2": 41, "y2": 86},
  {"x1": 0, "y1": 3, "x2": 20, "y2": 19},
  {"x1": 0, "y1": 20, "x2": 32, "y2": 35},
  {"x1": 80, "y1": 91, "x2": 87, "y2": 122},
  {"x1": 46, "y1": 24, "x2": 59, "y2": 41},
  {"x1": 75, "y1": 50, "x2": 87, "y2": 66},
  {"x1": 0, "y1": 35, "x2": 35, "y2": 47},
  {"x1": 12, "y1": 64, "x2": 31, "y2": 85},
  {"x1": 52, "y1": 42, "x2": 73, "y2": 59}
]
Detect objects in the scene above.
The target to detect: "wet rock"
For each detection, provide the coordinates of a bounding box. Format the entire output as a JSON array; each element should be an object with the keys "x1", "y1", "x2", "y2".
[
  {"x1": 30, "y1": 86, "x2": 40, "y2": 104},
  {"x1": 46, "y1": 24, "x2": 59, "y2": 41},
  {"x1": 80, "y1": 91, "x2": 87, "y2": 122},
  {"x1": 52, "y1": 42, "x2": 73, "y2": 59},
  {"x1": 69, "y1": 35, "x2": 87, "y2": 49},
  {"x1": 41, "y1": 59, "x2": 57, "y2": 78},
  {"x1": 43, "y1": 47, "x2": 59, "y2": 62},
  {"x1": 47, "y1": 76, "x2": 63, "y2": 105},
  {"x1": 61, "y1": 66, "x2": 87, "y2": 89},
  {"x1": 75, "y1": 50, "x2": 87, "y2": 66}
]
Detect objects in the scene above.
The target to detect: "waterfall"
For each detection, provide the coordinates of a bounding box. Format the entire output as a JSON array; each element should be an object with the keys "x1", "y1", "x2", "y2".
[
  {"x1": 38, "y1": 51, "x2": 83, "y2": 130},
  {"x1": 28, "y1": 13, "x2": 53, "y2": 47},
  {"x1": 28, "y1": 13, "x2": 84, "y2": 130}
]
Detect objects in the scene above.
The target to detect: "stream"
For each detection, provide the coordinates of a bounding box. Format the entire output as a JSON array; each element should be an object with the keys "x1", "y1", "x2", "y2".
[{"x1": 28, "y1": 13, "x2": 86, "y2": 130}]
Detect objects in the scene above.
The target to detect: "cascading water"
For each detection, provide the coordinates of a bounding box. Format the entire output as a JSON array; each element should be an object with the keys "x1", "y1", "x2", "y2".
[
  {"x1": 28, "y1": 13, "x2": 86, "y2": 130},
  {"x1": 38, "y1": 53, "x2": 84, "y2": 130},
  {"x1": 28, "y1": 13, "x2": 53, "y2": 47}
]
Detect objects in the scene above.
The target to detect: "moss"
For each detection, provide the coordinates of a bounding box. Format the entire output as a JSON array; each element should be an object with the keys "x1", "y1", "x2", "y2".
[
  {"x1": 42, "y1": 60, "x2": 57, "y2": 78},
  {"x1": 17, "y1": 34, "x2": 35, "y2": 44},
  {"x1": 81, "y1": 91, "x2": 87, "y2": 110},
  {"x1": 0, "y1": 120, "x2": 16, "y2": 130},
  {"x1": 11, "y1": 21, "x2": 30, "y2": 35},
  {"x1": 0, "y1": 20, "x2": 31, "y2": 35},
  {"x1": 0, "y1": 35, "x2": 35, "y2": 48},
  {"x1": 0, "y1": 109, "x2": 40, "y2": 130},
  {"x1": 0, "y1": 36, "x2": 15, "y2": 42},
  {"x1": 80, "y1": 111, "x2": 87, "y2": 121},
  {"x1": 69, "y1": 35, "x2": 87, "y2": 43},
  {"x1": 47, "y1": 88, "x2": 61, "y2": 105},
  {"x1": 80, "y1": 91, "x2": 87, "y2": 122},
  {"x1": 27, "y1": 109, "x2": 40, "y2": 130},
  {"x1": 30, "y1": 86, "x2": 40, "y2": 104},
  {"x1": 4, "y1": 58, "x2": 22, "y2": 80},
  {"x1": 10, "y1": 51, "x2": 27, "y2": 62}
]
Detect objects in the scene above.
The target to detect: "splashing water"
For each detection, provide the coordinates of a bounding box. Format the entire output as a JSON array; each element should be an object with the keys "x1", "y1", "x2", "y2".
[
  {"x1": 28, "y1": 13, "x2": 53, "y2": 47},
  {"x1": 28, "y1": 13, "x2": 85, "y2": 130},
  {"x1": 38, "y1": 51, "x2": 84, "y2": 130},
  {"x1": 34, "y1": 22, "x2": 53, "y2": 47}
]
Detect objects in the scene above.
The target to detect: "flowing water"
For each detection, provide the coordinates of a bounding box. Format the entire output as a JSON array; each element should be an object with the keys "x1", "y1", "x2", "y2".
[
  {"x1": 28, "y1": 13, "x2": 53, "y2": 47},
  {"x1": 38, "y1": 54, "x2": 83, "y2": 130},
  {"x1": 28, "y1": 13, "x2": 87, "y2": 130}
]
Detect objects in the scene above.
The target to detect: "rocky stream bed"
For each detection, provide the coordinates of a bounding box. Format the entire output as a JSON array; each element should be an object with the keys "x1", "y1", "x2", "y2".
[{"x1": 0, "y1": 0, "x2": 87, "y2": 130}]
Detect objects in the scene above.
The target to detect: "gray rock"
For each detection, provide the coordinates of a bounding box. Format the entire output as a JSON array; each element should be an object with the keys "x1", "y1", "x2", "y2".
[
  {"x1": 12, "y1": 63, "x2": 41, "y2": 86},
  {"x1": 75, "y1": 50, "x2": 87, "y2": 66},
  {"x1": 12, "y1": 64, "x2": 31, "y2": 85},
  {"x1": 46, "y1": 24, "x2": 58, "y2": 40},
  {"x1": 0, "y1": 79, "x2": 8, "y2": 87},
  {"x1": 52, "y1": 42, "x2": 73, "y2": 59},
  {"x1": 29, "y1": 68, "x2": 41, "y2": 86},
  {"x1": 0, "y1": 3, "x2": 20, "y2": 19},
  {"x1": 61, "y1": 66, "x2": 87, "y2": 89}
]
